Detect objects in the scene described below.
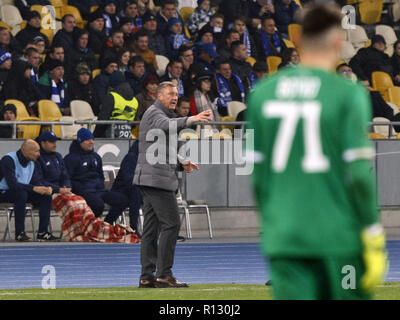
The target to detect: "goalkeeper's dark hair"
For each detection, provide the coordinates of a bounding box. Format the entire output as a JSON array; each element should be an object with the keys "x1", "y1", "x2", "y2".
[{"x1": 301, "y1": 3, "x2": 342, "y2": 38}]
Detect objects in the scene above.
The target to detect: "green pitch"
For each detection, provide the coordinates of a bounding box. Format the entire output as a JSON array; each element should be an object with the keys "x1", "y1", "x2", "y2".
[{"x1": 0, "y1": 283, "x2": 399, "y2": 300}]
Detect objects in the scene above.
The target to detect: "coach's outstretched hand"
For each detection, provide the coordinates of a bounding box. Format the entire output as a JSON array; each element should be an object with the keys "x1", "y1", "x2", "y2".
[{"x1": 361, "y1": 224, "x2": 388, "y2": 292}]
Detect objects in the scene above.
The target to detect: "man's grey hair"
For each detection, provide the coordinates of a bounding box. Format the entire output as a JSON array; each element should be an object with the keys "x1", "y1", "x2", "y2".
[{"x1": 156, "y1": 81, "x2": 177, "y2": 96}]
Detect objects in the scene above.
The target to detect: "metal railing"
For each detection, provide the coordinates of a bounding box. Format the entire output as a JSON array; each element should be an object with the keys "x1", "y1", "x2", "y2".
[{"x1": 0, "y1": 121, "x2": 74, "y2": 139}]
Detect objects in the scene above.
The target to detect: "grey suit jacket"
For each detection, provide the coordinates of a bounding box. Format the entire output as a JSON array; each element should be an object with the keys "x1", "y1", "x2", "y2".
[{"x1": 133, "y1": 99, "x2": 189, "y2": 191}]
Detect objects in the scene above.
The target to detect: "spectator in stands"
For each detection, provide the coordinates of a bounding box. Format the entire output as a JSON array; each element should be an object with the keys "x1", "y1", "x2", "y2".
[
  {"x1": 35, "y1": 131, "x2": 72, "y2": 197},
  {"x1": 69, "y1": 0, "x2": 102, "y2": 21},
  {"x1": 196, "y1": 25, "x2": 214, "y2": 44},
  {"x1": 232, "y1": 16, "x2": 258, "y2": 60},
  {"x1": 101, "y1": 29, "x2": 125, "y2": 68},
  {"x1": 38, "y1": 59, "x2": 71, "y2": 115},
  {"x1": 3, "y1": 60, "x2": 42, "y2": 117},
  {"x1": 67, "y1": 62, "x2": 101, "y2": 116},
  {"x1": 136, "y1": 73, "x2": 158, "y2": 119},
  {"x1": 273, "y1": 0, "x2": 301, "y2": 37},
  {"x1": 175, "y1": 96, "x2": 191, "y2": 117},
  {"x1": 102, "y1": 0, "x2": 120, "y2": 36},
  {"x1": 350, "y1": 34, "x2": 394, "y2": 84},
  {"x1": 94, "y1": 70, "x2": 138, "y2": 138},
  {"x1": 15, "y1": 0, "x2": 52, "y2": 21},
  {"x1": 21, "y1": 47, "x2": 41, "y2": 86},
  {"x1": 87, "y1": 9, "x2": 108, "y2": 55},
  {"x1": 253, "y1": 60, "x2": 268, "y2": 81},
  {"x1": 16, "y1": 11, "x2": 50, "y2": 51},
  {"x1": 117, "y1": 48, "x2": 131, "y2": 73},
  {"x1": 138, "y1": 0, "x2": 157, "y2": 16},
  {"x1": 219, "y1": 0, "x2": 252, "y2": 29},
  {"x1": 248, "y1": 0, "x2": 275, "y2": 32},
  {"x1": 93, "y1": 57, "x2": 119, "y2": 100},
  {"x1": 0, "y1": 50, "x2": 12, "y2": 100},
  {"x1": 121, "y1": 0, "x2": 143, "y2": 33},
  {"x1": 0, "y1": 139, "x2": 55, "y2": 242},
  {"x1": 178, "y1": 44, "x2": 194, "y2": 83},
  {"x1": 165, "y1": 18, "x2": 190, "y2": 59},
  {"x1": 130, "y1": 30, "x2": 158, "y2": 71},
  {"x1": 119, "y1": 17, "x2": 135, "y2": 46},
  {"x1": 53, "y1": 14, "x2": 77, "y2": 52},
  {"x1": 195, "y1": 42, "x2": 218, "y2": 75},
  {"x1": 64, "y1": 28, "x2": 97, "y2": 81},
  {"x1": 111, "y1": 140, "x2": 143, "y2": 236},
  {"x1": 160, "y1": 59, "x2": 185, "y2": 97},
  {"x1": 229, "y1": 40, "x2": 256, "y2": 92},
  {"x1": 212, "y1": 58, "x2": 246, "y2": 116},
  {"x1": 188, "y1": 72, "x2": 220, "y2": 129},
  {"x1": 32, "y1": 36, "x2": 46, "y2": 56},
  {"x1": 208, "y1": 13, "x2": 225, "y2": 46},
  {"x1": 0, "y1": 28, "x2": 22, "y2": 58},
  {"x1": 254, "y1": 16, "x2": 287, "y2": 60},
  {"x1": 278, "y1": 47, "x2": 300, "y2": 69},
  {"x1": 39, "y1": 45, "x2": 65, "y2": 77},
  {"x1": 0, "y1": 104, "x2": 17, "y2": 138},
  {"x1": 64, "y1": 128, "x2": 128, "y2": 222},
  {"x1": 142, "y1": 12, "x2": 168, "y2": 57},
  {"x1": 125, "y1": 55, "x2": 147, "y2": 95},
  {"x1": 217, "y1": 29, "x2": 240, "y2": 61},
  {"x1": 186, "y1": 0, "x2": 215, "y2": 38},
  {"x1": 156, "y1": 0, "x2": 184, "y2": 37},
  {"x1": 391, "y1": 40, "x2": 400, "y2": 86}
]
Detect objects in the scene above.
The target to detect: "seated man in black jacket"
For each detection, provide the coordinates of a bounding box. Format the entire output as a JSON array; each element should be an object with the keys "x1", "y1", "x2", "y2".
[{"x1": 0, "y1": 103, "x2": 17, "y2": 138}]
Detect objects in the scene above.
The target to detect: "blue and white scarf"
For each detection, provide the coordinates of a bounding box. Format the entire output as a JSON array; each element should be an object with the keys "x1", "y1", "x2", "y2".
[
  {"x1": 260, "y1": 30, "x2": 281, "y2": 57},
  {"x1": 215, "y1": 73, "x2": 245, "y2": 108},
  {"x1": 248, "y1": 72, "x2": 257, "y2": 91},
  {"x1": 172, "y1": 34, "x2": 189, "y2": 50},
  {"x1": 103, "y1": 14, "x2": 119, "y2": 36},
  {"x1": 31, "y1": 67, "x2": 38, "y2": 84},
  {"x1": 243, "y1": 29, "x2": 251, "y2": 58},
  {"x1": 51, "y1": 79, "x2": 65, "y2": 108}
]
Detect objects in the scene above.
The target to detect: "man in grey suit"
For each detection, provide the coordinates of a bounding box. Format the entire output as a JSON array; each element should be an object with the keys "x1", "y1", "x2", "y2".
[{"x1": 134, "y1": 82, "x2": 212, "y2": 288}]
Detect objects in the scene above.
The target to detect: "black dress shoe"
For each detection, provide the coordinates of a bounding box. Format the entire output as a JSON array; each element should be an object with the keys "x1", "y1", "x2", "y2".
[
  {"x1": 155, "y1": 275, "x2": 189, "y2": 288},
  {"x1": 139, "y1": 278, "x2": 156, "y2": 288}
]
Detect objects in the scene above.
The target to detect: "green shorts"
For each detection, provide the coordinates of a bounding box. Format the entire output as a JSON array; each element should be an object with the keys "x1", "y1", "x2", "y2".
[{"x1": 268, "y1": 255, "x2": 372, "y2": 300}]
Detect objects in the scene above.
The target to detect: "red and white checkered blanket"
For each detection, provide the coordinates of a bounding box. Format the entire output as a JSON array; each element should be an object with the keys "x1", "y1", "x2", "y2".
[{"x1": 52, "y1": 194, "x2": 141, "y2": 243}]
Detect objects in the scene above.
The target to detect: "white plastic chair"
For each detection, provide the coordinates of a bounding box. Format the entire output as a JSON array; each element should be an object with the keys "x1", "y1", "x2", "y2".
[
  {"x1": 59, "y1": 116, "x2": 80, "y2": 139},
  {"x1": 0, "y1": 4, "x2": 23, "y2": 29},
  {"x1": 227, "y1": 101, "x2": 247, "y2": 120},
  {"x1": 70, "y1": 100, "x2": 97, "y2": 131},
  {"x1": 373, "y1": 117, "x2": 397, "y2": 137},
  {"x1": 340, "y1": 40, "x2": 357, "y2": 64},
  {"x1": 376, "y1": 25, "x2": 398, "y2": 57},
  {"x1": 346, "y1": 25, "x2": 369, "y2": 52},
  {"x1": 155, "y1": 55, "x2": 169, "y2": 77}
]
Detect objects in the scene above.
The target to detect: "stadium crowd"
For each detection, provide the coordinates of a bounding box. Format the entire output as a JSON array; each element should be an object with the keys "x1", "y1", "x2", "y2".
[{"x1": 0, "y1": 0, "x2": 398, "y2": 241}]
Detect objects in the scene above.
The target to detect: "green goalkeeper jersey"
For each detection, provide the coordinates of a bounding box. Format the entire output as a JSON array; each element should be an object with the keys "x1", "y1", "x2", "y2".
[{"x1": 247, "y1": 66, "x2": 379, "y2": 258}]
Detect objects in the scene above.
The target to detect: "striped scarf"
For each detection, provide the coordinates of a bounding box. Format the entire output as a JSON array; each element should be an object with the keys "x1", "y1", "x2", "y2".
[
  {"x1": 215, "y1": 73, "x2": 245, "y2": 109},
  {"x1": 51, "y1": 79, "x2": 65, "y2": 108},
  {"x1": 243, "y1": 30, "x2": 251, "y2": 58},
  {"x1": 31, "y1": 67, "x2": 38, "y2": 84},
  {"x1": 260, "y1": 30, "x2": 281, "y2": 57}
]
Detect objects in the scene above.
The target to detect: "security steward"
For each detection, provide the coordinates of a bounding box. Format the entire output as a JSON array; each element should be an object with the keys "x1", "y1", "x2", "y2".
[{"x1": 94, "y1": 70, "x2": 139, "y2": 138}]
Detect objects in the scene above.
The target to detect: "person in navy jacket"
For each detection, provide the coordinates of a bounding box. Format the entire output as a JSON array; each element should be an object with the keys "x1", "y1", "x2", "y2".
[
  {"x1": 63, "y1": 128, "x2": 128, "y2": 223},
  {"x1": 111, "y1": 140, "x2": 142, "y2": 236}
]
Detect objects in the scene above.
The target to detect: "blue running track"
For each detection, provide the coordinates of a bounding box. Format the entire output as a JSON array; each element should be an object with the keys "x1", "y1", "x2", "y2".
[{"x1": 0, "y1": 241, "x2": 399, "y2": 289}]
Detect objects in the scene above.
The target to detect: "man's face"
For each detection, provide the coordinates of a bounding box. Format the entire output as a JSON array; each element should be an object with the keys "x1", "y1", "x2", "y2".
[
  {"x1": 262, "y1": 18, "x2": 276, "y2": 35},
  {"x1": 51, "y1": 47, "x2": 65, "y2": 61},
  {"x1": 218, "y1": 63, "x2": 232, "y2": 79},
  {"x1": 176, "y1": 101, "x2": 190, "y2": 117},
  {"x1": 25, "y1": 143, "x2": 41, "y2": 161},
  {"x1": 27, "y1": 52, "x2": 41, "y2": 67},
  {"x1": 210, "y1": 17, "x2": 223, "y2": 29},
  {"x1": 34, "y1": 41, "x2": 46, "y2": 54},
  {"x1": 30, "y1": 16, "x2": 42, "y2": 29},
  {"x1": 162, "y1": 4, "x2": 176, "y2": 19},
  {"x1": 131, "y1": 62, "x2": 145, "y2": 77},
  {"x1": 125, "y1": 3, "x2": 138, "y2": 18},
  {"x1": 158, "y1": 86, "x2": 179, "y2": 110},
  {"x1": 50, "y1": 66, "x2": 64, "y2": 81},
  {"x1": 181, "y1": 49, "x2": 194, "y2": 65},
  {"x1": 78, "y1": 33, "x2": 89, "y2": 49},
  {"x1": 136, "y1": 36, "x2": 148, "y2": 51},
  {"x1": 63, "y1": 16, "x2": 76, "y2": 33},
  {"x1": 170, "y1": 22, "x2": 182, "y2": 35},
  {"x1": 201, "y1": 32, "x2": 213, "y2": 44},
  {"x1": 169, "y1": 62, "x2": 183, "y2": 78},
  {"x1": 3, "y1": 110, "x2": 15, "y2": 121},
  {"x1": 80, "y1": 138, "x2": 94, "y2": 152},
  {"x1": 121, "y1": 22, "x2": 133, "y2": 34},
  {"x1": 91, "y1": 18, "x2": 104, "y2": 31},
  {"x1": 0, "y1": 29, "x2": 10, "y2": 45},
  {"x1": 200, "y1": 0, "x2": 210, "y2": 11},
  {"x1": 144, "y1": 20, "x2": 157, "y2": 32},
  {"x1": 374, "y1": 41, "x2": 386, "y2": 52},
  {"x1": 41, "y1": 140, "x2": 57, "y2": 153},
  {"x1": 235, "y1": 44, "x2": 248, "y2": 60},
  {"x1": 79, "y1": 73, "x2": 90, "y2": 85},
  {"x1": 111, "y1": 32, "x2": 124, "y2": 48},
  {"x1": 105, "y1": 3, "x2": 116, "y2": 14},
  {"x1": 105, "y1": 62, "x2": 118, "y2": 74},
  {"x1": 233, "y1": 19, "x2": 246, "y2": 35},
  {"x1": 228, "y1": 32, "x2": 240, "y2": 46}
]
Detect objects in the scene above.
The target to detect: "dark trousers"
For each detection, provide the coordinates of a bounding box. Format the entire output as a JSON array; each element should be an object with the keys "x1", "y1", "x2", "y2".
[
  {"x1": 112, "y1": 186, "x2": 143, "y2": 232},
  {"x1": 80, "y1": 190, "x2": 129, "y2": 222},
  {"x1": 139, "y1": 186, "x2": 181, "y2": 280},
  {"x1": 0, "y1": 189, "x2": 52, "y2": 236}
]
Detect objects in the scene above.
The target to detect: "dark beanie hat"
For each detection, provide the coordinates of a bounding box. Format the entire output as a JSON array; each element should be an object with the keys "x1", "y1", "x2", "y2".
[
  {"x1": 109, "y1": 70, "x2": 126, "y2": 87},
  {"x1": 48, "y1": 58, "x2": 64, "y2": 71},
  {"x1": 77, "y1": 128, "x2": 94, "y2": 143},
  {"x1": 26, "y1": 10, "x2": 41, "y2": 21},
  {"x1": 88, "y1": 9, "x2": 104, "y2": 23},
  {"x1": 3, "y1": 103, "x2": 16, "y2": 116}
]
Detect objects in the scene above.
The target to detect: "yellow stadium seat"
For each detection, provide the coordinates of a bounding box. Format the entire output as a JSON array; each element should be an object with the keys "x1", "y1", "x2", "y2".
[
  {"x1": 61, "y1": 5, "x2": 85, "y2": 28},
  {"x1": 371, "y1": 71, "x2": 394, "y2": 101},
  {"x1": 293, "y1": 0, "x2": 302, "y2": 8},
  {"x1": 283, "y1": 38, "x2": 296, "y2": 48},
  {"x1": 388, "y1": 87, "x2": 400, "y2": 109},
  {"x1": 266, "y1": 56, "x2": 282, "y2": 75},
  {"x1": 50, "y1": 0, "x2": 64, "y2": 19},
  {"x1": 246, "y1": 56, "x2": 256, "y2": 67},
  {"x1": 38, "y1": 100, "x2": 62, "y2": 137},
  {"x1": 40, "y1": 28, "x2": 54, "y2": 46},
  {"x1": 0, "y1": 21, "x2": 11, "y2": 32},
  {"x1": 358, "y1": 0, "x2": 383, "y2": 25},
  {"x1": 5, "y1": 99, "x2": 41, "y2": 139},
  {"x1": 180, "y1": 7, "x2": 195, "y2": 23},
  {"x1": 90, "y1": 5, "x2": 99, "y2": 13},
  {"x1": 92, "y1": 68, "x2": 101, "y2": 79},
  {"x1": 368, "y1": 132, "x2": 386, "y2": 139},
  {"x1": 288, "y1": 23, "x2": 302, "y2": 48}
]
